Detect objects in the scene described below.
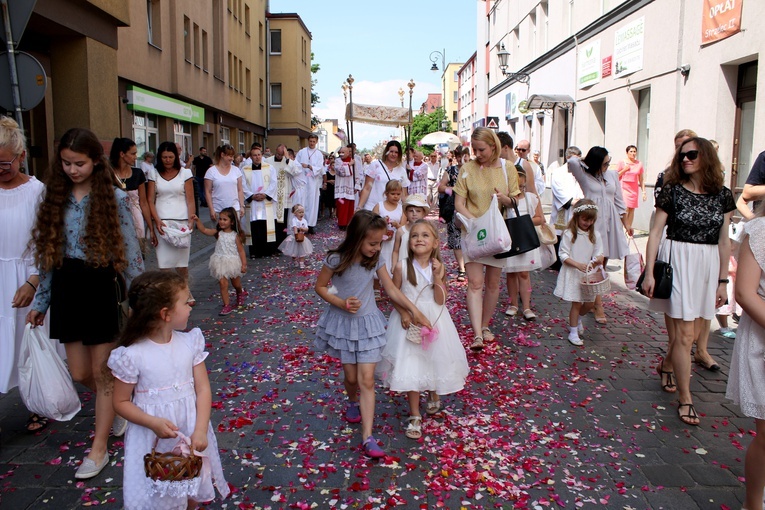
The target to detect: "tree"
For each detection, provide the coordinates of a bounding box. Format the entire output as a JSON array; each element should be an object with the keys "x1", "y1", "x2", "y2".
[
  {"x1": 407, "y1": 107, "x2": 447, "y2": 152},
  {"x1": 310, "y1": 53, "x2": 321, "y2": 128}
]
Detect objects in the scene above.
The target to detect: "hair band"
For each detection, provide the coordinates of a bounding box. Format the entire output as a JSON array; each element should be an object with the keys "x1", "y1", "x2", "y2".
[{"x1": 572, "y1": 203, "x2": 598, "y2": 214}]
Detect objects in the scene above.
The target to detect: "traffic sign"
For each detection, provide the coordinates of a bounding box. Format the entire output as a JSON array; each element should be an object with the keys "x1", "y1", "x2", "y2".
[
  {"x1": 0, "y1": 1, "x2": 36, "y2": 45},
  {"x1": 0, "y1": 51, "x2": 46, "y2": 110}
]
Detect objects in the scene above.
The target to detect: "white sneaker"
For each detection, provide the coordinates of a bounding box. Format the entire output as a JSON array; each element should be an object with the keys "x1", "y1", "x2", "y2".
[
  {"x1": 112, "y1": 415, "x2": 127, "y2": 437},
  {"x1": 568, "y1": 332, "x2": 583, "y2": 346},
  {"x1": 74, "y1": 453, "x2": 109, "y2": 479}
]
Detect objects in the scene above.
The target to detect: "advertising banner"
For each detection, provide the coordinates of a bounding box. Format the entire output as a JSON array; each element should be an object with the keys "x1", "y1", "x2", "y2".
[
  {"x1": 614, "y1": 17, "x2": 645, "y2": 78},
  {"x1": 577, "y1": 40, "x2": 601, "y2": 89},
  {"x1": 702, "y1": 0, "x2": 742, "y2": 45}
]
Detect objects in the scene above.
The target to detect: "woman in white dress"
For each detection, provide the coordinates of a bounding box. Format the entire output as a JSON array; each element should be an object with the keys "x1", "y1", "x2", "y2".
[
  {"x1": 204, "y1": 144, "x2": 244, "y2": 223},
  {"x1": 147, "y1": 142, "x2": 195, "y2": 300},
  {"x1": 357, "y1": 140, "x2": 410, "y2": 211},
  {"x1": 0, "y1": 116, "x2": 50, "y2": 432}
]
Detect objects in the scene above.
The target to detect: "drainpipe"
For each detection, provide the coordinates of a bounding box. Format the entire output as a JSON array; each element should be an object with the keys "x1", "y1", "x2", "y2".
[
  {"x1": 570, "y1": 34, "x2": 579, "y2": 147},
  {"x1": 265, "y1": 0, "x2": 270, "y2": 144}
]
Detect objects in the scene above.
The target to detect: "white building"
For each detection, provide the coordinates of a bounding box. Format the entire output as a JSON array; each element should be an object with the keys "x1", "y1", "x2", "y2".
[{"x1": 471, "y1": 0, "x2": 763, "y2": 231}]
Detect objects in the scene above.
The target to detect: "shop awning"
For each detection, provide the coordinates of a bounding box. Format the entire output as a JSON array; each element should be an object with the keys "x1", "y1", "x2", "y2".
[{"x1": 526, "y1": 94, "x2": 575, "y2": 110}]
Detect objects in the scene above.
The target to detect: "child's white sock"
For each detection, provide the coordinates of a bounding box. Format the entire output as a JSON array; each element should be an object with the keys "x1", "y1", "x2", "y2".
[{"x1": 568, "y1": 326, "x2": 583, "y2": 346}]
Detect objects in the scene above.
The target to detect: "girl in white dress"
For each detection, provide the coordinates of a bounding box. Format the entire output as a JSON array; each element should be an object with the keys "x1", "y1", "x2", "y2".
[
  {"x1": 503, "y1": 171, "x2": 543, "y2": 321},
  {"x1": 278, "y1": 203, "x2": 314, "y2": 268},
  {"x1": 391, "y1": 194, "x2": 429, "y2": 270},
  {"x1": 553, "y1": 199, "x2": 604, "y2": 346},
  {"x1": 193, "y1": 207, "x2": 247, "y2": 316},
  {"x1": 108, "y1": 271, "x2": 229, "y2": 510},
  {"x1": 726, "y1": 216, "x2": 765, "y2": 509},
  {"x1": 373, "y1": 180, "x2": 406, "y2": 280},
  {"x1": 377, "y1": 220, "x2": 469, "y2": 440}
]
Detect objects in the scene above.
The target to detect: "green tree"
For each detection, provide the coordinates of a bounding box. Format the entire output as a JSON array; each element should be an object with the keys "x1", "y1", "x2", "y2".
[
  {"x1": 310, "y1": 53, "x2": 321, "y2": 128},
  {"x1": 407, "y1": 107, "x2": 447, "y2": 152}
]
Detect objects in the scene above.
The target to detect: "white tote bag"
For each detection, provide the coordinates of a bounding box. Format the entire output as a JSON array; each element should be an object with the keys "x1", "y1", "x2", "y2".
[
  {"x1": 623, "y1": 236, "x2": 645, "y2": 291},
  {"x1": 17, "y1": 324, "x2": 81, "y2": 421},
  {"x1": 456, "y1": 194, "x2": 512, "y2": 260}
]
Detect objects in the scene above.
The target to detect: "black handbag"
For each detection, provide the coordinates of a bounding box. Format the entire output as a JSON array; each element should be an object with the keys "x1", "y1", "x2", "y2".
[
  {"x1": 494, "y1": 194, "x2": 540, "y2": 259},
  {"x1": 636, "y1": 187, "x2": 675, "y2": 299},
  {"x1": 439, "y1": 192, "x2": 455, "y2": 222},
  {"x1": 115, "y1": 273, "x2": 129, "y2": 331}
]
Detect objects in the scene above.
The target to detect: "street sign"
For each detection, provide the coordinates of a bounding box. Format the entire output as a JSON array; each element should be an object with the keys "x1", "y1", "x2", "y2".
[
  {"x1": 0, "y1": 51, "x2": 46, "y2": 110},
  {"x1": 0, "y1": 1, "x2": 36, "y2": 45}
]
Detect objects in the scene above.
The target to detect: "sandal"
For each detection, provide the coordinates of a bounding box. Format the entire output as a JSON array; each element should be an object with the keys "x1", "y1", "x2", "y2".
[
  {"x1": 594, "y1": 304, "x2": 607, "y2": 324},
  {"x1": 656, "y1": 356, "x2": 677, "y2": 393},
  {"x1": 426, "y1": 399, "x2": 442, "y2": 415},
  {"x1": 469, "y1": 336, "x2": 484, "y2": 352},
  {"x1": 26, "y1": 413, "x2": 49, "y2": 433},
  {"x1": 457, "y1": 271, "x2": 466, "y2": 282},
  {"x1": 505, "y1": 305, "x2": 519, "y2": 317},
  {"x1": 405, "y1": 416, "x2": 422, "y2": 439},
  {"x1": 481, "y1": 327, "x2": 495, "y2": 342},
  {"x1": 677, "y1": 402, "x2": 700, "y2": 426}
]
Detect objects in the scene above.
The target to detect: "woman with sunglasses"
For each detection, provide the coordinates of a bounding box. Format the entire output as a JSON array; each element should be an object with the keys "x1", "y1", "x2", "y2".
[
  {"x1": 568, "y1": 146, "x2": 632, "y2": 323},
  {"x1": 641, "y1": 137, "x2": 735, "y2": 426}
]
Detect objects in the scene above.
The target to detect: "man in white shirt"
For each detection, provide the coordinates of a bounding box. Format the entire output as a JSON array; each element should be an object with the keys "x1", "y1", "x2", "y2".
[
  {"x1": 497, "y1": 132, "x2": 538, "y2": 196},
  {"x1": 426, "y1": 151, "x2": 442, "y2": 208},
  {"x1": 245, "y1": 146, "x2": 278, "y2": 258},
  {"x1": 295, "y1": 134, "x2": 324, "y2": 233},
  {"x1": 265, "y1": 144, "x2": 303, "y2": 246},
  {"x1": 515, "y1": 139, "x2": 545, "y2": 195},
  {"x1": 548, "y1": 146, "x2": 584, "y2": 270}
]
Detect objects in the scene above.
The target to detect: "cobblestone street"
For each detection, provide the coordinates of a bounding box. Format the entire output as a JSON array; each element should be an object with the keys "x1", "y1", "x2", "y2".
[{"x1": 0, "y1": 216, "x2": 749, "y2": 509}]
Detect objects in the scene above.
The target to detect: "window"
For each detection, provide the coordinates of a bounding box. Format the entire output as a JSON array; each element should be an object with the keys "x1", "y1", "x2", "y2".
[
  {"x1": 228, "y1": 52, "x2": 233, "y2": 88},
  {"x1": 245, "y1": 5, "x2": 250, "y2": 35},
  {"x1": 202, "y1": 30, "x2": 208, "y2": 71},
  {"x1": 213, "y1": 0, "x2": 223, "y2": 79},
  {"x1": 453, "y1": 90, "x2": 458, "y2": 103},
  {"x1": 453, "y1": 111, "x2": 458, "y2": 122},
  {"x1": 183, "y1": 16, "x2": 191, "y2": 62},
  {"x1": 260, "y1": 78, "x2": 264, "y2": 106},
  {"x1": 246, "y1": 68, "x2": 251, "y2": 99},
  {"x1": 453, "y1": 70, "x2": 458, "y2": 82},
  {"x1": 270, "y1": 29, "x2": 281, "y2": 54},
  {"x1": 636, "y1": 88, "x2": 651, "y2": 168},
  {"x1": 174, "y1": 122, "x2": 192, "y2": 163},
  {"x1": 133, "y1": 113, "x2": 158, "y2": 157},
  {"x1": 238, "y1": 131, "x2": 245, "y2": 154},
  {"x1": 239, "y1": 60, "x2": 243, "y2": 94},
  {"x1": 270, "y1": 83, "x2": 282, "y2": 107},
  {"x1": 220, "y1": 126, "x2": 230, "y2": 145},
  {"x1": 259, "y1": 22, "x2": 263, "y2": 50},
  {"x1": 193, "y1": 23, "x2": 200, "y2": 67},
  {"x1": 147, "y1": 0, "x2": 161, "y2": 47}
]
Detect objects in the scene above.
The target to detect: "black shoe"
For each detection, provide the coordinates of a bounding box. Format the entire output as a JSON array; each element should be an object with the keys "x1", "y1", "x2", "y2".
[{"x1": 308, "y1": 227, "x2": 316, "y2": 234}]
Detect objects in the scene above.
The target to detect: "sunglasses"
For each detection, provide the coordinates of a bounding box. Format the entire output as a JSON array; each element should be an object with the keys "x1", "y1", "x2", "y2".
[
  {"x1": 679, "y1": 150, "x2": 699, "y2": 161},
  {"x1": 515, "y1": 148, "x2": 528, "y2": 152}
]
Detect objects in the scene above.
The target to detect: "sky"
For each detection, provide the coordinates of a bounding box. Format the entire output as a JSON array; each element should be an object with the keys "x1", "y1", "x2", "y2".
[{"x1": 271, "y1": 0, "x2": 478, "y2": 151}]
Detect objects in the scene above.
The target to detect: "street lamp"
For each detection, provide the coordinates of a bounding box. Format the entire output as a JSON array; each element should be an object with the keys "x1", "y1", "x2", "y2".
[
  {"x1": 441, "y1": 118, "x2": 450, "y2": 132},
  {"x1": 398, "y1": 87, "x2": 404, "y2": 107},
  {"x1": 496, "y1": 43, "x2": 530, "y2": 84},
  {"x1": 345, "y1": 74, "x2": 355, "y2": 146},
  {"x1": 429, "y1": 49, "x2": 445, "y2": 72}
]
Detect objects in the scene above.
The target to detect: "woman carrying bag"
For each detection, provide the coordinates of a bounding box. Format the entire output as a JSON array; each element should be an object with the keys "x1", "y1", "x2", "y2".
[{"x1": 454, "y1": 127, "x2": 521, "y2": 351}]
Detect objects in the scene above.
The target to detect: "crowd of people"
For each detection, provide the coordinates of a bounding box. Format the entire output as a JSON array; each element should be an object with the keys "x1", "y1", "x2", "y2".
[{"x1": 3, "y1": 113, "x2": 765, "y2": 507}]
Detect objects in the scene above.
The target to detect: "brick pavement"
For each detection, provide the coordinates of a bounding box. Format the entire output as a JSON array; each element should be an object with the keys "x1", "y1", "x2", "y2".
[{"x1": 0, "y1": 215, "x2": 750, "y2": 509}]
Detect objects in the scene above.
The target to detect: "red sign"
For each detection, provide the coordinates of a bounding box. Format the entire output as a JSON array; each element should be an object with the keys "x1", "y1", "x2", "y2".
[
  {"x1": 702, "y1": 0, "x2": 743, "y2": 45},
  {"x1": 602, "y1": 56, "x2": 612, "y2": 78}
]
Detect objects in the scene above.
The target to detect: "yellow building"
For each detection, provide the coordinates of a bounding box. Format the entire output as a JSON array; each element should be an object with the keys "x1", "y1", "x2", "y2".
[
  {"x1": 442, "y1": 62, "x2": 463, "y2": 134},
  {"x1": 117, "y1": 0, "x2": 268, "y2": 162},
  {"x1": 265, "y1": 12, "x2": 313, "y2": 153}
]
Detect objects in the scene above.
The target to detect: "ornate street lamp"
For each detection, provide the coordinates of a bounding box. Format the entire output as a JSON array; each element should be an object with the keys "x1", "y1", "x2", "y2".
[
  {"x1": 398, "y1": 87, "x2": 404, "y2": 107},
  {"x1": 429, "y1": 49, "x2": 445, "y2": 72},
  {"x1": 496, "y1": 43, "x2": 530, "y2": 84},
  {"x1": 345, "y1": 74, "x2": 355, "y2": 145}
]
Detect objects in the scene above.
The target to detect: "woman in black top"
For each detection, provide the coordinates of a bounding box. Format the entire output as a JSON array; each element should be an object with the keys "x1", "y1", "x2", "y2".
[
  {"x1": 642, "y1": 137, "x2": 735, "y2": 426},
  {"x1": 110, "y1": 137, "x2": 155, "y2": 249}
]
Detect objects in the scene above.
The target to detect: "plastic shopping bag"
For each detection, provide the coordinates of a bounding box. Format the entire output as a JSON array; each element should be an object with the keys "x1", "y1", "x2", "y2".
[
  {"x1": 18, "y1": 324, "x2": 81, "y2": 421},
  {"x1": 623, "y1": 236, "x2": 645, "y2": 291},
  {"x1": 456, "y1": 194, "x2": 512, "y2": 260}
]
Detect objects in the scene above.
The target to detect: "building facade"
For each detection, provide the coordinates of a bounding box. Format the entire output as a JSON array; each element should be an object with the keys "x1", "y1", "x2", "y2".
[
  {"x1": 474, "y1": 0, "x2": 763, "y2": 231},
  {"x1": 457, "y1": 52, "x2": 478, "y2": 145},
  {"x1": 442, "y1": 62, "x2": 463, "y2": 134}
]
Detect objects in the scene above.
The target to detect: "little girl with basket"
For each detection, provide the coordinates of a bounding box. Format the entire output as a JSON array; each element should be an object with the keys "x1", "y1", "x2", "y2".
[
  {"x1": 278, "y1": 203, "x2": 313, "y2": 268},
  {"x1": 313, "y1": 210, "x2": 430, "y2": 458},
  {"x1": 193, "y1": 207, "x2": 248, "y2": 316},
  {"x1": 553, "y1": 199, "x2": 605, "y2": 346},
  {"x1": 108, "y1": 271, "x2": 229, "y2": 509},
  {"x1": 377, "y1": 220, "x2": 469, "y2": 440}
]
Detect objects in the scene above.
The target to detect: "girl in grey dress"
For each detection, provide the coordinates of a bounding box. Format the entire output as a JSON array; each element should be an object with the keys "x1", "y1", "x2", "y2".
[{"x1": 313, "y1": 210, "x2": 430, "y2": 458}]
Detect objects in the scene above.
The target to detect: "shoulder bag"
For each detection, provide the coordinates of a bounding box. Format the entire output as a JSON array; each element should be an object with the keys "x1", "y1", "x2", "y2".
[
  {"x1": 636, "y1": 187, "x2": 674, "y2": 299},
  {"x1": 494, "y1": 193, "x2": 541, "y2": 259}
]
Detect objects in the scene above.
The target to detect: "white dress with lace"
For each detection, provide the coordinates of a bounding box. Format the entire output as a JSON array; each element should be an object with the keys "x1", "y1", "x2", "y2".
[
  {"x1": 108, "y1": 329, "x2": 229, "y2": 510},
  {"x1": 726, "y1": 218, "x2": 765, "y2": 420}
]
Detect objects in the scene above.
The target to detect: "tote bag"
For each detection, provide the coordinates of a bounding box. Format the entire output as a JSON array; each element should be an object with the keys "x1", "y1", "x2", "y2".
[
  {"x1": 623, "y1": 236, "x2": 645, "y2": 291},
  {"x1": 456, "y1": 194, "x2": 512, "y2": 259},
  {"x1": 494, "y1": 193, "x2": 540, "y2": 259}
]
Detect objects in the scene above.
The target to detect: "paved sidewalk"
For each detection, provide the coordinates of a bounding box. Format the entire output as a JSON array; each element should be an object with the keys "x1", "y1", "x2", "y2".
[{"x1": 0, "y1": 215, "x2": 749, "y2": 509}]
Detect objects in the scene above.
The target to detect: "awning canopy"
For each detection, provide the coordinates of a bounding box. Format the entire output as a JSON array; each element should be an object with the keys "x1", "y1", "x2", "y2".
[
  {"x1": 345, "y1": 103, "x2": 411, "y2": 127},
  {"x1": 526, "y1": 94, "x2": 575, "y2": 110}
]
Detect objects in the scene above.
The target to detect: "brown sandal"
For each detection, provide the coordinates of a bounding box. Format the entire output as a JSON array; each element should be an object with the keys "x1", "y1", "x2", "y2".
[
  {"x1": 656, "y1": 357, "x2": 677, "y2": 393},
  {"x1": 677, "y1": 402, "x2": 700, "y2": 426},
  {"x1": 469, "y1": 336, "x2": 484, "y2": 352}
]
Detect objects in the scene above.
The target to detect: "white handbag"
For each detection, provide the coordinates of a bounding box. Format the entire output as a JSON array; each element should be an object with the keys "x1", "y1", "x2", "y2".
[
  {"x1": 623, "y1": 236, "x2": 645, "y2": 291},
  {"x1": 17, "y1": 324, "x2": 81, "y2": 421},
  {"x1": 456, "y1": 194, "x2": 512, "y2": 259}
]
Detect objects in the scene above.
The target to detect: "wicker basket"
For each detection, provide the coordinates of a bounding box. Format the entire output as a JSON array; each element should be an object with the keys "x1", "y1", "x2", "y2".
[
  {"x1": 580, "y1": 263, "x2": 610, "y2": 302},
  {"x1": 144, "y1": 436, "x2": 202, "y2": 482}
]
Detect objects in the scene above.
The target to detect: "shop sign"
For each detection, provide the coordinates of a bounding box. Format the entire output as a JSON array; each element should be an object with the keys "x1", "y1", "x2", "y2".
[
  {"x1": 472, "y1": 118, "x2": 486, "y2": 130},
  {"x1": 602, "y1": 56, "x2": 612, "y2": 78},
  {"x1": 577, "y1": 40, "x2": 601, "y2": 89},
  {"x1": 614, "y1": 17, "x2": 644, "y2": 78},
  {"x1": 126, "y1": 85, "x2": 204, "y2": 125},
  {"x1": 702, "y1": 0, "x2": 742, "y2": 45}
]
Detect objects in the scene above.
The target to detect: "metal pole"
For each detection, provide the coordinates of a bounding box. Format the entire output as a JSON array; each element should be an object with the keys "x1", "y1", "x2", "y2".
[
  {"x1": 1, "y1": 0, "x2": 28, "y2": 174},
  {"x1": 347, "y1": 74, "x2": 354, "y2": 147}
]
